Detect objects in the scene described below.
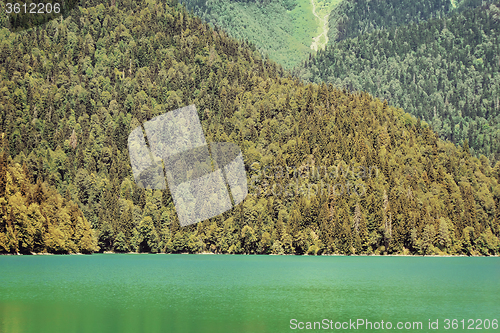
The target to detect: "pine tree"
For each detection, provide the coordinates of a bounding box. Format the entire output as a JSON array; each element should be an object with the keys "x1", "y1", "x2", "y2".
[
  {"x1": 114, "y1": 231, "x2": 130, "y2": 252},
  {"x1": 0, "y1": 152, "x2": 7, "y2": 198},
  {"x1": 137, "y1": 216, "x2": 160, "y2": 253}
]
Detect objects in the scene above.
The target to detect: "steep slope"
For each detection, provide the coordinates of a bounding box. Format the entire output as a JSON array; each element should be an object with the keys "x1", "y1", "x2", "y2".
[
  {"x1": 297, "y1": 2, "x2": 500, "y2": 161},
  {"x1": 327, "y1": 0, "x2": 452, "y2": 42},
  {"x1": 0, "y1": 0, "x2": 499, "y2": 255}
]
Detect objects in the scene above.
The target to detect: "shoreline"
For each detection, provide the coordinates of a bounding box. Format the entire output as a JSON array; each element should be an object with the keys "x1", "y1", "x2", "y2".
[{"x1": 1, "y1": 251, "x2": 498, "y2": 257}]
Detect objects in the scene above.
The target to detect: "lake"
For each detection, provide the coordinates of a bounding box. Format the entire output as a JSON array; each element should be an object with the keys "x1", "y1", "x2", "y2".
[{"x1": 0, "y1": 255, "x2": 499, "y2": 332}]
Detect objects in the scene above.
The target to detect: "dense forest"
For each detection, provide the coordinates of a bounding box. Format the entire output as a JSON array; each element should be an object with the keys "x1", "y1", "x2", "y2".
[
  {"x1": 327, "y1": 0, "x2": 452, "y2": 42},
  {"x1": 297, "y1": 2, "x2": 500, "y2": 162},
  {"x1": 0, "y1": 150, "x2": 97, "y2": 254},
  {"x1": 0, "y1": 0, "x2": 499, "y2": 256},
  {"x1": 1, "y1": 0, "x2": 80, "y2": 32}
]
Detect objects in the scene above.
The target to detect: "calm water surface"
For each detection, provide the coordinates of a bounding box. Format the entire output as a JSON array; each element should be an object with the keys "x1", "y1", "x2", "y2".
[{"x1": 0, "y1": 255, "x2": 499, "y2": 333}]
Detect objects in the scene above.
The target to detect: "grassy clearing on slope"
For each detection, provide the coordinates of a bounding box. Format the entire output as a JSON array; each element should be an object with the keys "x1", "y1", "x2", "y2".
[
  {"x1": 314, "y1": 0, "x2": 341, "y2": 18},
  {"x1": 181, "y1": 0, "x2": 342, "y2": 68},
  {"x1": 288, "y1": 0, "x2": 317, "y2": 49},
  {"x1": 192, "y1": 0, "x2": 314, "y2": 68},
  {"x1": 236, "y1": 1, "x2": 312, "y2": 68}
]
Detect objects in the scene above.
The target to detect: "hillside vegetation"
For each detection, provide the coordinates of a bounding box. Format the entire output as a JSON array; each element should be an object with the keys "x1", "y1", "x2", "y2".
[
  {"x1": 0, "y1": 150, "x2": 97, "y2": 254},
  {"x1": 0, "y1": 0, "x2": 499, "y2": 255},
  {"x1": 327, "y1": 0, "x2": 452, "y2": 43},
  {"x1": 179, "y1": 0, "x2": 331, "y2": 68},
  {"x1": 326, "y1": 0, "x2": 494, "y2": 43},
  {"x1": 297, "y1": 2, "x2": 500, "y2": 162}
]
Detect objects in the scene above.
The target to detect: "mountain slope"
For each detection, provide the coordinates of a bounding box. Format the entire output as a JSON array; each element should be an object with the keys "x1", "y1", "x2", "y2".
[
  {"x1": 297, "y1": 2, "x2": 500, "y2": 161},
  {"x1": 0, "y1": 0, "x2": 499, "y2": 255},
  {"x1": 327, "y1": 0, "x2": 452, "y2": 43}
]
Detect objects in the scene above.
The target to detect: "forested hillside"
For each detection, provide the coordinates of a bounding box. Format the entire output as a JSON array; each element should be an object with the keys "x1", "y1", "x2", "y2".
[
  {"x1": 327, "y1": 0, "x2": 452, "y2": 42},
  {"x1": 326, "y1": 0, "x2": 493, "y2": 44},
  {"x1": 457, "y1": 0, "x2": 498, "y2": 11},
  {"x1": 0, "y1": 0, "x2": 499, "y2": 256},
  {"x1": 297, "y1": 2, "x2": 500, "y2": 162},
  {"x1": 0, "y1": 150, "x2": 97, "y2": 254}
]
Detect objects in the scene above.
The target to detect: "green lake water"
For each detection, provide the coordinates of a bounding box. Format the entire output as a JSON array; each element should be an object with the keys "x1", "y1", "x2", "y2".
[{"x1": 0, "y1": 255, "x2": 499, "y2": 333}]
